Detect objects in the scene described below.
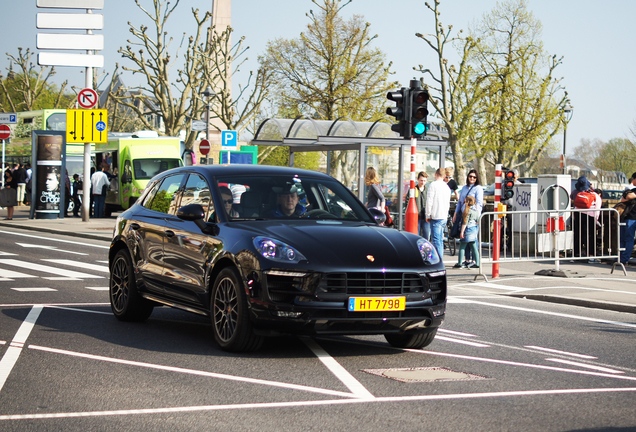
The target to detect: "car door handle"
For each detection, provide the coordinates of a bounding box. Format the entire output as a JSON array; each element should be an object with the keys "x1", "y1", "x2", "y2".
[
  {"x1": 130, "y1": 223, "x2": 140, "y2": 230},
  {"x1": 165, "y1": 230, "x2": 175, "y2": 238}
]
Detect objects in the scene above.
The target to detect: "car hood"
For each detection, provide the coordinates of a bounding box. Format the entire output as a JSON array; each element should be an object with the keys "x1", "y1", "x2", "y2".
[{"x1": 227, "y1": 221, "x2": 429, "y2": 270}]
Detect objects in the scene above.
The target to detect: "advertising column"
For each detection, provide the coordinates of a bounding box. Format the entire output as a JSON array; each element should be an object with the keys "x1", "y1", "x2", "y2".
[{"x1": 35, "y1": 134, "x2": 63, "y2": 219}]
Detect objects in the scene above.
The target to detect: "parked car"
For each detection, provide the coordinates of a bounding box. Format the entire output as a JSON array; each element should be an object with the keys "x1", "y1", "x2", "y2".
[{"x1": 109, "y1": 165, "x2": 447, "y2": 352}]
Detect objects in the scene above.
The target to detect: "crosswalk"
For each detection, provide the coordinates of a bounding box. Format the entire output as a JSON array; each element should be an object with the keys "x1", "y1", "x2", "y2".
[{"x1": 0, "y1": 258, "x2": 109, "y2": 292}]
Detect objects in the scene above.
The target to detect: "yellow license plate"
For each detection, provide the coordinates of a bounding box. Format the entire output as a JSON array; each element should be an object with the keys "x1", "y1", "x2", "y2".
[{"x1": 348, "y1": 297, "x2": 405, "y2": 312}]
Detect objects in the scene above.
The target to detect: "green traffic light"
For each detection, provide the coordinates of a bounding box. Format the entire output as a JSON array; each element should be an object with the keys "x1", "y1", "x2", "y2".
[{"x1": 413, "y1": 122, "x2": 426, "y2": 135}]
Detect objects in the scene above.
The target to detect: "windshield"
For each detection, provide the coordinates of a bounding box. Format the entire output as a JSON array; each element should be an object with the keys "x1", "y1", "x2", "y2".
[
  {"x1": 133, "y1": 158, "x2": 182, "y2": 180},
  {"x1": 215, "y1": 175, "x2": 374, "y2": 222}
]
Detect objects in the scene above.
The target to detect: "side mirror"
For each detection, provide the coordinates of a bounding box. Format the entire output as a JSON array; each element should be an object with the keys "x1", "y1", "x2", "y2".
[
  {"x1": 368, "y1": 208, "x2": 386, "y2": 225},
  {"x1": 121, "y1": 173, "x2": 131, "y2": 184},
  {"x1": 177, "y1": 203, "x2": 217, "y2": 234}
]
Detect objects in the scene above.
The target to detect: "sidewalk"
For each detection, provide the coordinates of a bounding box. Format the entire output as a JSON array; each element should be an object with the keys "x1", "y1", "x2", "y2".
[{"x1": 2, "y1": 205, "x2": 636, "y2": 314}]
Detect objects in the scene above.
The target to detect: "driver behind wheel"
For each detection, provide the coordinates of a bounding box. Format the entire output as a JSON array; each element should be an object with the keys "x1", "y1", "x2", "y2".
[{"x1": 267, "y1": 184, "x2": 306, "y2": 217}]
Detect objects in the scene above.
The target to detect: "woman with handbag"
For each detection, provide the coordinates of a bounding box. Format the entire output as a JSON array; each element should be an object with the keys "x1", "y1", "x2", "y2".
[
  {"x1": 2, "y1": 170, "x2": 18, "y2": 220},
  {"x1": 365, "y1": 166, "x2": 385, "y2": 214},
  {"x1": 452, "y1": 169, "x2": 483, "y2": 267}
]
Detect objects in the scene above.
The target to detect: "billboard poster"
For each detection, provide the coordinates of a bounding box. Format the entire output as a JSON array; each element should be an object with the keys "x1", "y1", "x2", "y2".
[{"x1": 35, "y1": 134, "x2": 63, "y2": 218}]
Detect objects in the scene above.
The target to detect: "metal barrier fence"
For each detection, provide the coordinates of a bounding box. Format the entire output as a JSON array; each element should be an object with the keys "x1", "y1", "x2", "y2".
[{"x1": 474, "y1": 208, "x2": 626, "y2": 281}]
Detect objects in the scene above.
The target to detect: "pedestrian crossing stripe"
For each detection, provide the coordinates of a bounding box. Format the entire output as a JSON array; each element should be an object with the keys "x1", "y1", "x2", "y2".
[
  {"x1": 0, "y1": 259, "x2": 103, "y2": 279},
  {"x1": 41, "y1": 259, "x2": 109, "y2": 273},
  {"x1": 11, "y1": 288, "x2": 57, "y2": 292}
]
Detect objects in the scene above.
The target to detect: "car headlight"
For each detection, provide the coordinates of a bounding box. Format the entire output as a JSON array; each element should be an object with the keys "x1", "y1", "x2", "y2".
[
  {"x1": 253, "y1": 236, "x2": 307, "y2": 264},
  {"x1": 417, "y1": 238, "x2": 440, "y2": 264}
]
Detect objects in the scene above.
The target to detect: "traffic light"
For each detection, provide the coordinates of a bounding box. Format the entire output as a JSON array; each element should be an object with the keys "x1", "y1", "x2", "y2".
[
  {"x1": 386, "y1": 87, "x2": 410, "y2": 138},
  {"x1": 503, "y1": 169, "x2": 515, "y2": 200},
  {"x1": 409, "y1": 80, "x2": 429, "y2": 138}
]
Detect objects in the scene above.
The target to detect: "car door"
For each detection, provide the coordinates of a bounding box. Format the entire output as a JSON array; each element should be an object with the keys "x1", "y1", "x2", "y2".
[
  {"x1": 162, "y1": 173, "x2": 220, "y2": 306},
  {"x1": 132, "y1": 174, "x2": 186, "y2": 294}
]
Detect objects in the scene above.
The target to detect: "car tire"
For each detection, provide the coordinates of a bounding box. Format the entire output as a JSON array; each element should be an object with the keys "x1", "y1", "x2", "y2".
[
  {"x1": 110, "y1": 249, "x2": 154, "y2": 322},
  {"x1": 384, "y1": 329, "x2": 437, "y2": 349},
  {"x1": 211, "y1": 267, "x2": 263, "y2": 352}
]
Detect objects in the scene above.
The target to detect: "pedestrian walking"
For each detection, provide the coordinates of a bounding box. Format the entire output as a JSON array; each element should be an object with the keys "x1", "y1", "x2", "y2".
[
  {"x1": 454, "y1": 195, "x2": 480, "y2": 269},
  {"x1": 91, "y1": 164, "x2": 110, "y2": 218},
  {"x1": 72, "y1": 174, "x2": 82, "y2": 217},
  {"x1": 365, "y1": 167, "x2": 385, "y2": 213},
  {"x1": 426, "y1": 168, "x2": 451, "y2": 257},
  {"x1": 453, "y1": 169, "x2": 483, "y2": 266},
  {"x1": 12, "y1": 163, "x2": 27, "y2": 205},
  {"x1": 405, "y1": 171, "x2": 429, "y2": 239}
]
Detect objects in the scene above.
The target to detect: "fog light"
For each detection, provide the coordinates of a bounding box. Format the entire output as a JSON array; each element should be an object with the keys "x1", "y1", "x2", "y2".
[
  {"x1": 431, "y1": 306, "x2": 445, "y2": 317},
  {"x1": 275, "y1": 311, "x2": 303, "y2": 318}
]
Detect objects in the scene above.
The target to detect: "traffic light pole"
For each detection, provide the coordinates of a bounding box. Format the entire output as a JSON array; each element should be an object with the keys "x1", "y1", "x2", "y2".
[
  {"x1": 404, "y1": 137, "x2": 419, "y2": 234},
  {"x1": 492, "y1": 164, "x2": 503, "y2": 278}
]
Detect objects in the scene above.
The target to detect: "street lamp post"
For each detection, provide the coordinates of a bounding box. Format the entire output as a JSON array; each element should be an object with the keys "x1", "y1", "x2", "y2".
[
  {"x1": 562, "y1": 103, "x2": 573, "y2": 175},
  {"x1": 201, "y1": 86, "x2": 216, "y2": 165}
]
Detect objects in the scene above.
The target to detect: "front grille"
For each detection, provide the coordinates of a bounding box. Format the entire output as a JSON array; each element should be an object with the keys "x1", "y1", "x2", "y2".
[{"x1": 318, "y1": 272, "x2": 425, "y2": 295}]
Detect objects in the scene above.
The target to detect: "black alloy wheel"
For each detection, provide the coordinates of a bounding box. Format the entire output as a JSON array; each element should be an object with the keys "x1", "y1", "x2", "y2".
[
  {"x1": 384, "y1": 329, "x2": 437, "y2": 349},
  {"x1": 211, "y1": 267, "x2": 263, "y2": 352},
  {"x1": 110, "y1": 249, "x2": 154, "y2": 322}
]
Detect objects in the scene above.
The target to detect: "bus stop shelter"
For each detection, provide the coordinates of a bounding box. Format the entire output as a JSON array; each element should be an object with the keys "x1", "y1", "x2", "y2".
[{"x1": 251, "y1": 117, "x2": 450, "y2": 229}]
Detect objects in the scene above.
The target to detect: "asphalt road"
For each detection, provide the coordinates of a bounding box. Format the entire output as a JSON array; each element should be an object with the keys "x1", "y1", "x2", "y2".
[{"x1": 1, "y1": 228, "x2": 635, "y2": 431}]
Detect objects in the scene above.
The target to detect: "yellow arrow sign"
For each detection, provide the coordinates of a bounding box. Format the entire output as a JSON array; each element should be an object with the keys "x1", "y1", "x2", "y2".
[{"x1": 66, "y1": 109, "x2": 108, "y2": 143}]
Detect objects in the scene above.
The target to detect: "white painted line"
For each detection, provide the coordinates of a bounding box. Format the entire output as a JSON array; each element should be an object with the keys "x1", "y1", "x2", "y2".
[
  {"x1": 27, "y1": 345, "x2": 357, "y2": 399},
  {"x1": 0, "y1": 268, "x2": 37, "y2": 279},
  {"x1": 0, "y1": 251, "x2": 17, "y2": 256},
  {"x1": 300, "y1": 337, "x2": 375, "y2": 400},
  {"x1": 435, "y1": 335, "x2": 490, "y2": 347},
  {"x1": 0, "y1": 260, "x2": 103, "y2": 279},
  {"x1": 16, "y1": 243, "x2": 88, "y2": 256},
  {"x1": 96, "y1": 260, "x2": 109, "y2": 264},
  {"x1": 1, "y1": 387, "x2": 635, "y2": 420},
  {"x1": 545, "y1": 358, "x2": 624, "y2": 374},
  {"x1": 471, "y1": 282, "x2": 528, "y2": 291},
  {"x1": 0, "y1": 306, "x2": 43, "y2": 392},
  {"x1": 46, "y1": 305, "x2": 111, "y2": 315},
  {"x1": 446, "y1": 298, "x2": 636, "y2": 329},
  {"x1": 404, "y1": 348, "x2": 636, "y2": 382},
  {"x1": 524, "y1": 346, "x2": 597, "y2": 359},
  {"x1": 437, "y1": 328, "x2": 477, "y2": 338},
  {"x1": 0, "y1": 302, "x2": 110, "y2": 308},
  {"x1": 43, "y1": 277, "x2": 82, "y2": 281},
  {"x1": 85, "y1": 287, "x2": 109, "y2": 291},
  {"x1": 11, "y1": 288, "x2": 57, "y2": 292},
  {"x1": 0, "y1": 341, "x2": 5, "y2": 345},
  {"x1": 0, "y1": 230, "x2": 110, "y2": 249},
  {"x1": 42, "y1": 260, "x2": 109, "y2": 273}
]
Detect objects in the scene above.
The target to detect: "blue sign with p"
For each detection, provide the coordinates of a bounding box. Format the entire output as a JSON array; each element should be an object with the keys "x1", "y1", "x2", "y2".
[{"x1": 222, "y1": 130, "x2": 237, "y2": 148}]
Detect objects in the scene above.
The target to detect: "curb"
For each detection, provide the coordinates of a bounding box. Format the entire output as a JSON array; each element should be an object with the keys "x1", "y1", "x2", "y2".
[
  {"x1": 506, "y1": 293, "x2": 636, "y2": 315},
  {"x1": 0, "y1": 221, "x2": 112, "y2": 242}
]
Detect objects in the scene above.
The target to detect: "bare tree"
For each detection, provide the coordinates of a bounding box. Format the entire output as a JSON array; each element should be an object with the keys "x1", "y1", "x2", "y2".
[
  {"x1": 108, "y1": 0, "x2": 269, "y2": 147},
  {"x1": 0, "y1": 47, "x2": 71, "y2": 112}
]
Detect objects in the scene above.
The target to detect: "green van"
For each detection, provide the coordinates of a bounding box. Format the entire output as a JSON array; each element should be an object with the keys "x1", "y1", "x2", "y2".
[{"x1": 95, "y1": 132, "x2": 183, "y2": 216}]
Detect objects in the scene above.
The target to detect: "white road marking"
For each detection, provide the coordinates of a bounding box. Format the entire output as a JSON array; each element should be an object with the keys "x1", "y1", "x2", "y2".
[
  {"x1": 1, "y1": 387, "x2": 635, "y2": 420},
  {"x1": 435, "y1": 336, "x2": 490, "y2": 347},
  {"x1": 42, "y1": 260, "x2": 109, "y2": 273},
  {"x1": 85, "y1": 287, "x2": 109, "y2": 291},
  {"x1": 11, "y1": 288, "x2": 56, "y2": 292},
  {"x1": 46, "y1": 305, "x2": 111, "y2": 315},
  {"x1": 438, "y1": 328, "x2": 477, "y2": 337},
  {"x1": 0, "y1": 302, "x2": 110, "y2": 308},
  {"x1": 43, "y1": 277, "x2": 81, "y2": 281},
  {"x1": 27, "y1": 345, "x2": 358, "y2": 399},
  {"x1": 446, "y1": 297, "x2": 636, "y2": 329},
  {"x1": 96, "y1": 260, "x2": 109, "y2": 264},
  {"x1": 0, "y1": 230, "x2": 109, "y2": 249},
  {"x1": 0, "y1": 260, "x2": 103, "y2": 279},
  {"x1": 524, "y1": 346, "x2": 597, "y2": 359},
  {"x1": 0, "y1": 268, "x2": 37, "y2": 279},
  {"x1": 301, "y1": 337, "x2": 375, "y2": 400},
  {"x1": 470, "y1": 282, "x2": 531, "y2": 291},
  {"x1": 0, "y1": 306, "x2": 43, "y2": 392},
  {"x1": 0, "y1": 251, "x2": 16, "y2": 256},
  {"x1": 404, "y1": 348, "x2": 636, "y2": 382},
  {"x1": 16, "y1": 243, "x2": 88, "y2": 256},
  {"x1": 545, "y1": 358, "x2": 624, "y2": 374}
]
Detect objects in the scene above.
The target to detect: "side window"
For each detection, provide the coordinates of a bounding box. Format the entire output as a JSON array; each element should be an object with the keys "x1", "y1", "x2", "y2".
[
  {"x1": 140, "y1": 180, "x2": 160, "y2": 208},
  {"x1": 181, "y1": 174, "x2": 213, "y2": 219},
  {"x1": 147, "y1": 174, "x2": 184, "y2": 214}
]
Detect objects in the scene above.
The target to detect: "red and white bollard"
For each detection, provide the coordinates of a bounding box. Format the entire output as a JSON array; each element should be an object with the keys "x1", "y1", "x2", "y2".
[{"x1": 404, "y1": 137, "x2": 419, "y2": 234}]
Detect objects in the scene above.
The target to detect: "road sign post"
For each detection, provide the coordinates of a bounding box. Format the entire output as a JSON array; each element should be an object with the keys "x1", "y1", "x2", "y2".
[
  {"x1": 199, "y1": 139, "x2": 210, "y2": 164},
  {"x1": 221, "y1": 131, "x2": 237, "y2": 165},
  {"x1": 77, "y1": 88, "x2": 98, "y2": 109}
]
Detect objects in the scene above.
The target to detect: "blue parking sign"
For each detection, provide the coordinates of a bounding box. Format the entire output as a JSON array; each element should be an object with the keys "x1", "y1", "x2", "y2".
[{"x1": 222, "y1": 130, "x2": 237, "y2": 149}]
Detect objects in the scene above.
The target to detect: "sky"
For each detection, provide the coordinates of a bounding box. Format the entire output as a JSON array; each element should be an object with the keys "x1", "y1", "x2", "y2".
[{"x1": 1, "y1": 0, "x2": 635, "y2": 155}]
